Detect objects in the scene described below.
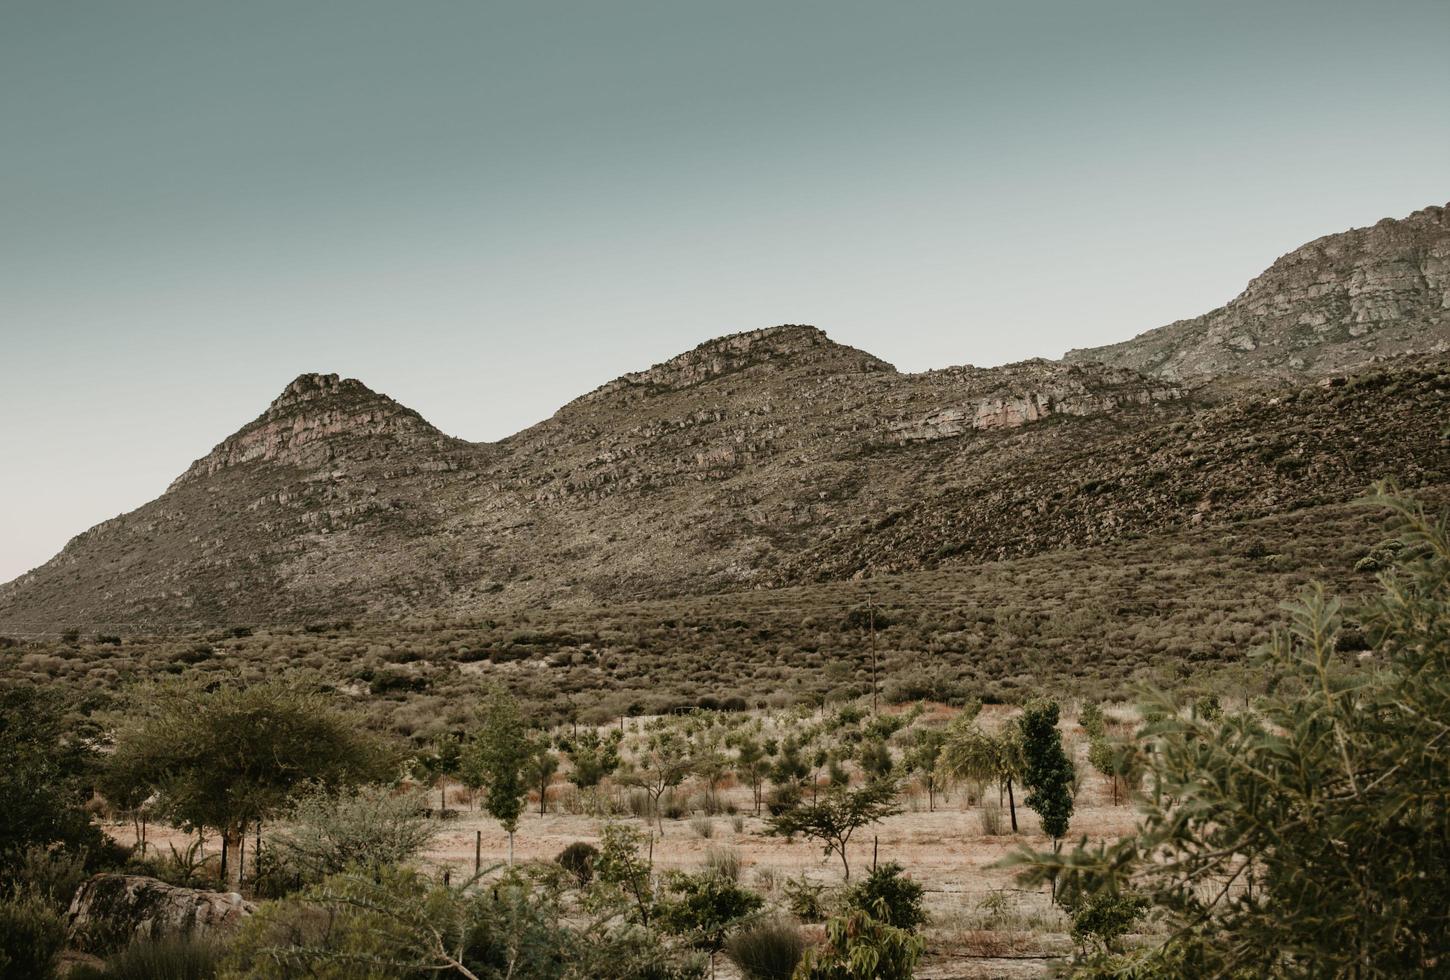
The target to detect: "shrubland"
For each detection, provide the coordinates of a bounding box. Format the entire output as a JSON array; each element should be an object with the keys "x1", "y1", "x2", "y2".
[{"x1": 0, "y1": 488, "x2": 1445, "y2": 976}]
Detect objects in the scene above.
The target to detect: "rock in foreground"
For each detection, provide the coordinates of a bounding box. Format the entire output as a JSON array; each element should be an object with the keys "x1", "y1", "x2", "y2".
[{"x1": 66, "y1": 874, "x2": 255, "y2": 956}]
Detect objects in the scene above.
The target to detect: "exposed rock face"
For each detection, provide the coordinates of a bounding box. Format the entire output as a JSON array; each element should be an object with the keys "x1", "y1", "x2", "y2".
[
  {"x1": 0, "y1": 205, "x2": 1446, "y2": 632},
  {"x1": 1066, "y1": 204, "x2": 1450, "y2": 379},
  {"x1": 886, "y1": 361, "x2": 1183, "y2": 442},
  {"x1": 170, "y1": 371, "x2": 467, "y2": 487},
  {"x1": 576, "y1": 324, "x2": 892, "y2": 405},
  {"x1": 66, "y1": 874, "x2": 255, "y2": 956}
]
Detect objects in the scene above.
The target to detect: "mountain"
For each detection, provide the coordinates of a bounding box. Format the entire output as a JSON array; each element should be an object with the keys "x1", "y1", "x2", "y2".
[
  {"x1": 3, "y1": 206, "x2": 1449, "y2": 634},
  {"x1": 1066, "y1": 204, "x2": 1450, "y2": 380}
]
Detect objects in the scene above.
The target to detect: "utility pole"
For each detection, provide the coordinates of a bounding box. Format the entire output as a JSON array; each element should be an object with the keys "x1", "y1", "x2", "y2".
[{"x1": 869, "y1": 594, "x2": 879, "y2": 715}]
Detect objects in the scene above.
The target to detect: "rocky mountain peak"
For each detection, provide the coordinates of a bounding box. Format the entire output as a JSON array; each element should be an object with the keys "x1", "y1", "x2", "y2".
[
  {"x1": 1066, "y1": 202, "x2": 1450, "y2": 380},
  {"x1": 168, "y1": 373, "x2": 452, "y2": 489},
  {"x1": 571, "y1": 324, "x2": 893, "y2": 410}
]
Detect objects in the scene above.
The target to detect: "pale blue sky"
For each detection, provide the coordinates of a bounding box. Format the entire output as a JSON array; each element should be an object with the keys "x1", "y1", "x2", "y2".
[{"x1": 3, "y1": 1, "x2": 1448, "y2": 581}]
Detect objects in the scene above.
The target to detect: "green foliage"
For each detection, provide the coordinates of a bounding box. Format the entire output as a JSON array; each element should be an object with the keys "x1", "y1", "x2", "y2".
[
  {"x1": 590, "y1": 823, "x2": 656, "y2": 926},
  {"x1": 11, "y1": 844, "x2": 92, "y2": 912},
  {"x1": 780, "y1": 876, "x2": 831, "y2": 922},
  {"x1": 854, "y1": 739, "x2": 892, "y2": 780},
  {"x1": 556, "y1": 841, "x2": 599, "y2": 887},
  {"x1": 1079, "y1": 701, "x2": 1106, "y2": 739},
  {"x1": 618, "y1": 729, "x2": 694, "y2": 832},
  {"x1": 940, "y1": 714, "x2": 1024, "y2": 830},
  {"x1": 843, "y1": 863, "x2": 925, "y2": 933},
  {"x1": 559, "y1": 729, "x2": 622, "y2": 795},
  {"x1": 1066, "y1": 892, "x2": 1149, "y2": 955},
  {"x1": 729, "y1": 733, "x2": 770, "y2": 814},
  {"x1": 526, "y1": 737, "x2": 559, "y2": 817},
  {"x1": 766, "y1": 780, "x2": 901, "y2": 880},
  {"x1": 1018, "y1": 699, "x2": 1074, "y2": 840},
  {"x1": 723, "y1": 916, "x2": 805, "y2": 980},
  {"x1": 412, "y1": 731, "x2": 462, "y2": 796},
  {"x1": 70, "y1": 935, "x2": 222, "y2": 980},
  {"x1": 656, "y1": 870, "x2": 764, "y2": 959},
  {"x1": 264, "y1": 783, "x2": 435, "y2": 891},
  {"x1": 901, "y1": 726, "x2": 947, "y2": 810},
  {"x1": 0, "y1": 685, "x2": 102, "y2": 868},
  {"x1": 225, "y1": 865, "x2": 550, "y2": 979},
  {"x1": 0, "y1": 886, "x2": 66, "y2": 980},
  {"x1": 462, "y1": 690, "x2": 532, "y2": 841},
  {"x1": 108, "y1": 677, "x2": 393, "y2": 888},
  {"x1": 1010, "y1": 489, "x2": 1450, "y2": 977},
  {"x1": 791, "y1": 901, "x2": 923, "y2": 980}
]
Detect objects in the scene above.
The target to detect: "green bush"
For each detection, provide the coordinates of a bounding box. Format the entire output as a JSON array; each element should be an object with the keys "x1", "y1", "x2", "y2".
[
  {"x1": 264, "y1": 783, "x2": 435, "y2": 890},
  {"x1": 780, "y1": 876, "x2": 830, "y2": 922},
  {"x1": 556, "y1": 841, "x2": 599, "y2": 887},
  {"x1": 69, "y1": 936, "x2": 221, "y2": 980},
  {"x1": 723, "y1": 916, "x2": 805, "y2": 980},
  {"x1": 0, "y1": 887, "x2": 66, "y2": 980},
  {"x1": 1013, "y1": 490, "x2": 1450, "y2": 977},
  {"x1": 11, "y1": 844, "x2": 91, "y2": 911},
  {"x1": 793, "y1": 901, "x2": 922, "y2": 980},
  {"x1": 844, "y1": 863, "x2": 925, "y2": 932},
  {"x1": 1067, "y1": 892, "x2": 1149, "y2": 954}
]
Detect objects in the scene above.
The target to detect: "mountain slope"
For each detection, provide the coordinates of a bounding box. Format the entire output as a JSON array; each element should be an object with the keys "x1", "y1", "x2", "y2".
[
  {"x1": 3, "y1": 205, "x2": 1449, "y2": 634},
  {"x1": 1066, "y1": 204, "x2": 1450, "y2": 380}
]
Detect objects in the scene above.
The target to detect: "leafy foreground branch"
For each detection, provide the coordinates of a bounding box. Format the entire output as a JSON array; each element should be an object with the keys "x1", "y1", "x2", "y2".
[{"x1": 1007, "y1": 487, "x2": 1450, "y2": 978}]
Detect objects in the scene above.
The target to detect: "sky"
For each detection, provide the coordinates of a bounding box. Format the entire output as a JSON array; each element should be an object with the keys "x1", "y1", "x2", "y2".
[{"x1": 2, "y1": 1, "x2": 1448, "y2": 582}]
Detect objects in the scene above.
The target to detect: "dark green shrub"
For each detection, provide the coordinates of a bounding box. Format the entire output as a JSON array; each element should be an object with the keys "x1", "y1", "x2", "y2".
[
  {"x1": 556, "y1": 841, "x2": 599, "y2": 886},
  {"x1": 1067, "y1": 892, "x2": 1149, "y2": 954},
  {"x1": 780, "y1": 876, "x2": 830, "y2": 921},
  {"x1": 844, "y1": 862, "x2": 925, "y2": 932},
  {"x1": 724, "y1": 916, "x2": 805, "y2": 980},
  {"x1": 0, "y1": 888, "x2": 66, "y2": 980},
  {"x1": 69, "y1": 936, "x2": 222, "y2": 980}
]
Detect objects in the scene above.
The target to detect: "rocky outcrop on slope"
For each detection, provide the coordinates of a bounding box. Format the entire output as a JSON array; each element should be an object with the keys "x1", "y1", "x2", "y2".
[
  {"x1": 66, "y1": 874, "x2": 255, "y2": 955},
  {"x1": 1066, "y1": 204, "x2": 1450, "y2": 379},
  {"x1": 574, "y1": 325, "x2": 892, "y2": 406},
  {"x1": 2, "y1": 205, "x2": 1447, "y2": 632},
  {"x1": 170, "y1": 372, "x2": 468, "y2": 487},
  {"x1": 886, "y1": 361, "x2": 1183, "y2": 442}
]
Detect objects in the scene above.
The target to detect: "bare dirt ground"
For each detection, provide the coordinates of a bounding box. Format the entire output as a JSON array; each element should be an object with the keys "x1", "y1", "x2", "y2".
[{"x1": 107, "y1": 732, "x2": 1141, "y2": 979}]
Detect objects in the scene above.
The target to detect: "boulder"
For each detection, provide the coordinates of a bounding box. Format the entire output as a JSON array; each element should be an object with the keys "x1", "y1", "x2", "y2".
[{"x1": 65, "y1": 874, "x2": 255, "y2": 956}]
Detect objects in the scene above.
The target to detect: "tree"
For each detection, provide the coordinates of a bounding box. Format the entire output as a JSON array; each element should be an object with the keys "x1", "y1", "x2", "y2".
[
  {"x1": 855, "y1": 738, "x2": 893, "y2": 781},
  {"x1": 590, "y1": 822, "x2": 657, "y2": 927},
  {"x1": 109, "y1": 678, "x2": 392, "y2": 892},
  {"x1": 268, "y1": 783, "x2": 436, "y2": 886},
  {"x1": 559, "y1": 729, "x2": 621, "y2": 813},
  {"x1": 526, "y1": 736, "x2": 560, "y2": 818},
  {"x1": 765, "y1": 780, "x2": 900, "y2": 880},
  {"x1": 1018, "y1": 700, "x2": 1074, "y2": 843},
  {"x1": 728, "y1": 732, "x2": 769, "y2": 815},
  {"x1": 656, "y1": 870, "x2": 764, "y2": 977},
  {"x1": 844, "y1": 862, "x2": 926, "y2": 932},
  {"x1": 901, "y1": 727, "x2": 947, "y2": 811},
  {"x1": 690, "y1": 730, "x2": 731, "y2": 815},
  {"x1": 0, "y1": 685, "x2": 101, "y2": 868},
  {"x1": 414, "y1": 733, "x2": 463, "y2": 815},
  {"x1": 940, "y1": 719, "x2": 1022, "y2": 832},
  {"x1": 792, "y1": 900, "x2": 923, "y2": 980},
  {"x1": 1009, "y1": 489, "x2": 1450, "y2": 977},
  {"x1": 620, "y1": 729, "x2": 694, "y2": 833},
  {"x1": 463, "y1": 691, "x2": 532, "y2": 865},
  {"x1": 768, "y1": 735, "x2": 809, "y2": 799}
]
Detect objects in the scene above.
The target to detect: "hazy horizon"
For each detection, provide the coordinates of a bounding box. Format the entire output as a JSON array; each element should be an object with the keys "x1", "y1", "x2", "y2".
[{"x1": 4, "y1": 0, "x2": 1448, "y2": 582}]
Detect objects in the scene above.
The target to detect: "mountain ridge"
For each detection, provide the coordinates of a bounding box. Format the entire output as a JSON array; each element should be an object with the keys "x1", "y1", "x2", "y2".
[{"x1": 3, "y1": 203, "x2": 1448, "y2": 632}]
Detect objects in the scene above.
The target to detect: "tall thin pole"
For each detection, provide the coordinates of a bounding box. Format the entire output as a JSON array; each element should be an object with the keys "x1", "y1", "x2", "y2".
[{"x1": 869, "y1": 595, "x2": 879, "y2": 715}]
